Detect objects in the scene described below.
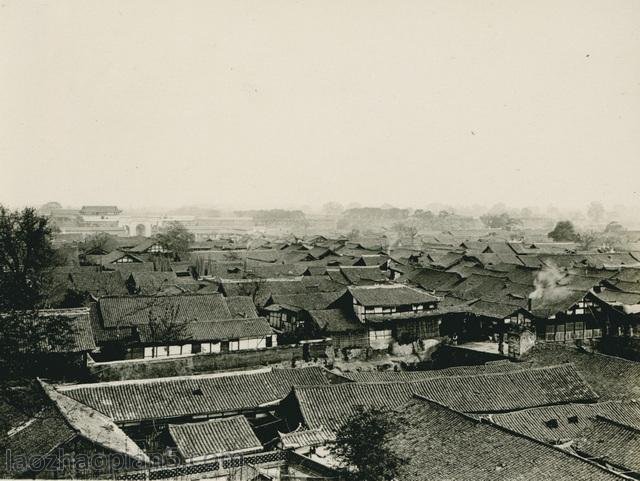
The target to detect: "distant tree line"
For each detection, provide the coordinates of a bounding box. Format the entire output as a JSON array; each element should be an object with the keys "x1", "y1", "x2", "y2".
[
  {"x1": 237, "y1": 209, "x2": 308, "y2": 227},
  {"x1": 338, "y1": 207, "x2": 478, "y2": 233}
]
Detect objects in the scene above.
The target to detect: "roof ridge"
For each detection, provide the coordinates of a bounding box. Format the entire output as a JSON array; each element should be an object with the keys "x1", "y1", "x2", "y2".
[
  {"x1": 56, "y1": 366, "x2": 275, "y2": 389},
  {"x1": 294, "y1": 363, "x2": 585, "y2": 389}
]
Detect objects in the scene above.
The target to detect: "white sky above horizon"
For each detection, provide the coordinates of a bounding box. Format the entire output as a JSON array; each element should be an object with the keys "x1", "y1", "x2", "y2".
[{"x1": 1, "y1": 0, "x2": 639, "y2": 211}]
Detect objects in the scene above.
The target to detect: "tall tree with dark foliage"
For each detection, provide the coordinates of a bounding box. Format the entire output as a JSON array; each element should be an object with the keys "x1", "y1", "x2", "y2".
[
  {"x1": 156, "y1": 221, "x2": 195, "y2": 261},
  {"x1": 331, "y1": 406, "x2": 406, "y2": 481},
  {"x1": 0, "y1": 206, "x2": 59, "y2": 310}
]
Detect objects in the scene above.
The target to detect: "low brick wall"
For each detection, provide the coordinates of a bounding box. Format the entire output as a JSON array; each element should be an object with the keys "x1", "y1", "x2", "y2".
[{"x1": 88, "y1": 343, "x2": 331, "y2": 382}]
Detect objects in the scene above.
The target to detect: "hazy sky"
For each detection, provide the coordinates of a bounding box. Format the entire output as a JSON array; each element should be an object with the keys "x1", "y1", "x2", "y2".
[{"x1": 1, "y1": 0, "x2": 639, "y2": 210}]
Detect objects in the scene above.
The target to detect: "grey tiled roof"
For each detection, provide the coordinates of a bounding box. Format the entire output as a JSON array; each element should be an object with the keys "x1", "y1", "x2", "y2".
[{"x1": 169, "y1": 415, "x2": 262, "y2": 460}]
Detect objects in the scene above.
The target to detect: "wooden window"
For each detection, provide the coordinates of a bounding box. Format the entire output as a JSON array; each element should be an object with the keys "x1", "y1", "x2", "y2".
[
  {"x1": 555, "y1": 324, "x2": 565, "y2": 342},
  {"x1": 545, "y1": 324, "x2": 555, "y2": 341}
]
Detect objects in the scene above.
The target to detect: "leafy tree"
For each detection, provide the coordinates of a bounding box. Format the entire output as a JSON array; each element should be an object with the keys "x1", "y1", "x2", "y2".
[
  {"x1": 236, "y1": 278, "x2": 267, "y2": 303},
  {"x1": 480, "y1": 213, "x2": 521, "y2": 230},
  {"x1": 548, "y1": 220, "x2": 580, "y2": 242},
  {"x1": 0, "y1": 206, "x2": 59, "y2": 310},
  {"x1": 392, "y1": 222, "x2": 419, "y2": 241},
  {"x1": 578, "y1": 231, "x2": 599, "y2": 251},
  {"x1": 413, "y1": 209, "x2": 434, "y2": 221},
  {"x1": 79, "y1": 232, "x2": 118, "y2": 255},
  {"x1": 0, "y1": 310, "x2": 74, "y2": 379},
  {"x1": 249, "y1": 209, "x2": 309, "y2": 228},
  {"x1": 604, "y1": 221, "x2": 625, "y2": 234},
  {"x1": 331, "y1": 406, "x2": 406, "y2": 481},
  {"x1": 156, "y1": 221, "x2": 195, "y2": 261}
]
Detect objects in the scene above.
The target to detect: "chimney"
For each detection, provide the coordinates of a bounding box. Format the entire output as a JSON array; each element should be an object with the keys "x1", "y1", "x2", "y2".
[{"x1": 527, "y1": 297, "x2": 532, "y2": 312}]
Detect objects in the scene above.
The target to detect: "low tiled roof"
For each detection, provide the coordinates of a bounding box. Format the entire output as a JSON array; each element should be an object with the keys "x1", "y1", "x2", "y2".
[
  {"x1": 411, "y1": 364, "x2": 598, "y2": 414},
  {"x1": 348, "y1": 285, "x2": 438, "y2": 307},
  {"x1": 307, "y1": 309, "x2": 364, "y2": 333},
  {"x1": 98, "y1": 251, "x2": 144, "y2": 266},
  {"x1": 592, "y1": 290, "x2": 640, "y2": 308},
  {"x1": 293, "y1": 364, "x2": 598, "y2": 431},
  {"x1": 32, "y1": 308, "x2": 97, "y2": 353},
  {"x1": 529, "y1": 289, "x2": 588, "y2": 319},
  {"x1": 339, "y1": 266, "x2": 388, "y2": 285},
  {"x1": 225, "y1": 296, "x2": 259, "y2": 317},
  {"x1": 244, "y1": 264, "x2": 307, "y2": 278},
  {"x1": 98, "y1": 293, "x2": 232, "y2": 328},
  {"x1": 89, "y1": 304, "x2": 135, "y2": 344},
  {"x1": 426, "y1": 252, "x2": 464, "y2": 269},
  {"x1": 301, "y1": 265, "x2": 329, "y2": 276},
  {"x1": 136, "y1": 317, "x2": 273, "y2": 343},
  {"x1": 279, "y1": 426, "x2": 334, "y2": 449},
  {"x1": 300, "y1": 275, "x2": 345, "y2": 292},
  {"x1": 447, "y1": 274, "x2": 530, "y2": 306},
  {"x1": 128, "y1": 271, "x2": 180, "y2": 294},
  {"x1": 607, "y1": 279, "x2": 640, "y2": 294},
  {"x1": 490, "y1": 401, "x2": 640, "y2": 445},
  {"x1": 522, "y1": 344, "x2": 640, "y2": 401},
  {"x1": 168, "y1": 415, "x2": 262, "y2": 461},
  {"x1": 58, "y1": 366, "x2": 331, "y2": 423},
  {"x1": 574, "y1": 416, "x2": 640, "y2": 473},
  {"x1": 40, "y1": 381, "x2": 149, "y2": 463},
  {"x1": 340, "y1": 360, "x2": 533, "y2": 383},
  {"x1": 390, "y1": 397, "x2": 622, "y2": 481},
  {"x1": 466, "y1": 299, "x2": 524, "y2": 319},
  {"x1": 353, "y1": 255, "x2": 388, "y2": 267},
  {"x1": 69, "y1": 270, "x2": 128, "y2": 297},
  {"x1": 0, "y1": 405, "x2": 76, "y2": 476},
  {"x1": 220, "y1": 279, "x2": 307, "y2": 306},
  {"x1": 268, "y1": 291, "x2": 345, "y2": 311},
  {"x1": 128, "y1": 239, "x2": 164, "y2": 253},
  {"x1": 406, "y1": 268, "x2": 463, "y2": 293},
  {"x1": 613, "y1": 268, "x2": 640, "y2": 283},
  {"x1": 109, "y1": 262, "x2": 155, "y2": 273}
]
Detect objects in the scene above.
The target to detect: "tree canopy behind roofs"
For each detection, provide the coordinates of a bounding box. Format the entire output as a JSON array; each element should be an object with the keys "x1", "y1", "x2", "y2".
[
  {"x1": 331, "y1": 406, "x2": 406, "y2": 481},
  {"x1": 156, "y1": 221, "x2": 195, "y2": 261},
  {"x1": 548, "y1": 220, "x2": 581, "y2": 242},
  {"x1": 0, "y1": 205, "x2": 60, "y2": 310}
]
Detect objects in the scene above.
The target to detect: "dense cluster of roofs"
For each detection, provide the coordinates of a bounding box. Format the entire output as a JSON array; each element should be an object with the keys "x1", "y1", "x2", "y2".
[{"x1": 3, "y1": 228, "x2": 640, "y2": 480}]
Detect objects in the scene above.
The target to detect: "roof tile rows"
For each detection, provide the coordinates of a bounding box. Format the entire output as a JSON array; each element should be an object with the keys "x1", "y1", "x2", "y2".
[
  {"x1": 168, "y1": 415, "x2": 262, "y2": 461},
  {"x1": 136, "y1": 317, "x2": 273, "y2": 343},
  {"x1": 293, "y1": 364, "x2": 598, "y2": 432},
  {"x1": 390, "y1": 397, "x2": 623, "y2": 481},
  {"x1": 57, "y1": 366, "x2": 331, "y2": 423},
  {"x1": 348, "y1": 285, "x2": 438, "y2": 307}
]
